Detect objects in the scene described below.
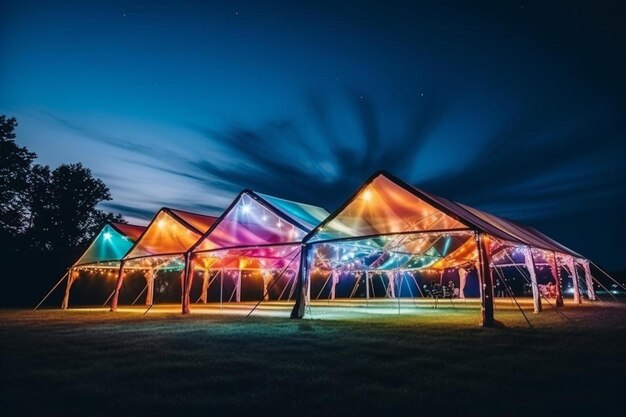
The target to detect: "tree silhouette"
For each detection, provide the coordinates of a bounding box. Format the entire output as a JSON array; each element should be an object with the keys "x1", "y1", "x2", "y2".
[
  {"x1": 0, "y1": 115, "x2": 124, "y2": 306},
  {"x1": 0, "y1": 116, "x2": 37, "y2": 238}
]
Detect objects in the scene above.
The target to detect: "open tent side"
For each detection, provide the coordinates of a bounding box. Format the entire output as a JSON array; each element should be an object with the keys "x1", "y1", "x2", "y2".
[
  {"x1": 291, "y1": 171, "x2": 596, "y2": 326},
  {"x1": 109, "y1": 208, "x2": 217, "y2": 311},
  {"x1": 184, "y1": 190, "x2": 330, "y2": 313},
  {"x1": 62, "y1": 222, "x2": 146, "y2": 309}
]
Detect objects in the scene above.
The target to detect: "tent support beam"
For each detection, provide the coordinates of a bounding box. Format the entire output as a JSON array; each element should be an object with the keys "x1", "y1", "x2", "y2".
[
  {"x1": 477, "y1": 233, "x2": 495, "y2": 327},
  {"x1": 61, "y1": 268, "x2": 78, "y2": 310},
  {"x1": 525, "y1": 247, "x2": 542, "y2": 313},
  {"x1": 551, "y1": 252, "x2": 564, "y2": 307},
  {"x1": 110, "y1": 262, "x2": 125, "y2": 311}
]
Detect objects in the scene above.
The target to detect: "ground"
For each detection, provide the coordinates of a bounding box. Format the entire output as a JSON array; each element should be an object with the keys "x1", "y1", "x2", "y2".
[{"x1": 1, "y1": 299, "x2": 625, "y2": 417}]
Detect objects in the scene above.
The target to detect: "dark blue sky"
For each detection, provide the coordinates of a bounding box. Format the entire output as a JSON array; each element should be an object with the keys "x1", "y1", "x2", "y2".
[{"x1": 1, "y1": 0, "x2": 624, "y2": 269}]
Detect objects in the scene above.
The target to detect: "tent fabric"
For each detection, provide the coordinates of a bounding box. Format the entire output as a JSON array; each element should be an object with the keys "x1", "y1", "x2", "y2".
[
  {"x1": 308, "y1": 174, "x2": 469, "y2": 243},
  {"x1": 109, "y1": 223, "x2": 145, "y2": 241},
  {"x1": 169, "y1": 208, "x2": 218, "y2": 234},
  {"x1": 194, "y1": 191, "x2": 329, "y2": 253},
  {"x1": 73, "y1": 222, "x2": 145, "y2": 267},
  {"x1": 124, "y1": 208, "x2": 217, "y2": 261},
  {"x1": 305, "y1": 172, "x2": 583, "y2": 260}
]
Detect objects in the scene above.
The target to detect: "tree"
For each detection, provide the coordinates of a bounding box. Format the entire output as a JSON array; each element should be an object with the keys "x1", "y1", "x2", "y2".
[
  {"x1": 27, "y1": 162, "x2": 125, "y2": 252},
  {"x1": 0, "y1": 116, "x2": 36, "y2": 238}
]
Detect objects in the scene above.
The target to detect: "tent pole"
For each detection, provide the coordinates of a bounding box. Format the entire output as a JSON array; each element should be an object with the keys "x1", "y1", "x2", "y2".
[
  {"x1": 220, "y1": 268, "x2": 223, "y2": 310},
  {"x1": 477, "y1": 233, "x2": 495, "y2": 327},
  {"x1": 567, "y1": 257, "x2": 582, "y2": 304},
  {"x1": 503, "y1": 253, "x2": 571, "y2": 322},
  {"x1": 365, "y1": 270, "x2": 370, "y2": 301},
  {"x1": 236, "y1": 270, "x2": 242, "y2": 303},
  {"x1": 145, "y1": 268, "x2": 155, "y2": 306},
  {"x1": 397, "y1": 272, "x2": 401, "y2": 315},
  {"x1": 551, "y1": 252, "x2": 564, "y2": 307},
  {"x1": 582, "y1": 260, "x2": 597, "y2": 301},
  {"x1": 34, "y1": 270, "x2": 69, "y2": 310},
  {"x1": 110, "y1": 261, "x2": 125, "y2": 312},
  {"x1": 458, "y1": 267, "x2": 467, "y2": 300},
  {"x1": 314, "y1": 272, "x2": 331, "y2": 300},
  {"x1": 411, "y1": 273, "x2": 424, "y2": 297},
  {"x1": 181, "y1": 253, "x2": 193, "y2": 314},
  {"x1": 61, "y1": 268, "x2": 76, "y2": 310},
  {"x1": 200, "y1": 268, "x2": 209, "y2": 304},
  {"x1": 524, "y1": 247, "x2": 542, "y2": 313},
  {"x1": 262, "y1": 270, "x2": 271, "y2": 301}
]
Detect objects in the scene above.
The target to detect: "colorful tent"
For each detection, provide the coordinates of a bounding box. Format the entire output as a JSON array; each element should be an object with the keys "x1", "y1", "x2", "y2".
[
  {"x1": 61, "y1": 222, "x2": 146, "y2": 309},
  {"x1": 184, "y1": 190, "x2": 330, "y2": 312},
  {"x1": 109, "y1": 208, "x2": 217, "y2": 311},
  {"x1": 291, "y1": 171, "x2": 596, "y2": 325}
]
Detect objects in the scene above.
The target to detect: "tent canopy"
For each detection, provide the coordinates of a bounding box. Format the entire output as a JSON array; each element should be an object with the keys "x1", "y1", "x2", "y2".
[
  {"x1": 124, "y1": 208, "x2": 217, "y2": 261},
  {"x1": 73, "y1": 222, "x2": 146, "y2": 267},
  {"x1": 194, "y1": 190, "x2": 329, "y2": 253},
  {"x1": 304, "y1": 172, "x2": 583, "y2": 273},
  {"x1": 308, "y1": 172, "x2": 581, "y2": 255}
]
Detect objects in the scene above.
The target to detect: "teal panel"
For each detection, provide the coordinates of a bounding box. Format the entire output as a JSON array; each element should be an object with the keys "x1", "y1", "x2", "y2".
[{"x1": 74, "y1": 224, "x2": 135, "y2": 266}]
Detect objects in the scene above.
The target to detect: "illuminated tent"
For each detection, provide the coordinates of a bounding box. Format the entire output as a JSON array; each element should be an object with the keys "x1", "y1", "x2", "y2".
[
  {"x1": 291, "y1": 171, "x2": 596, "y2": 326},
  {"x1": 61, "y1": 222, "x2": 145, "y2": 309},
  {"x1": 109, "y1": 208, "x2": 217, "y2": 311},
  {"x1": 183, "y1": 190, "x2": 330, "y2": 313}
]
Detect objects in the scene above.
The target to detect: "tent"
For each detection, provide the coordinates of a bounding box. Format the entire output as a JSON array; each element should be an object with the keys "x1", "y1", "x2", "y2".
[
  {"x1": 109, "y1": 208, "x2": 217, "y2": 311},
  {"x1": 183, "y1": 190, "x2": 330, "y2": 313},
  {"x1": 61, "y1": 222, "x2": 146, "y2": 309},
  {"x1": 291, "y1": 171, "x2": 596, "y2": 326}
]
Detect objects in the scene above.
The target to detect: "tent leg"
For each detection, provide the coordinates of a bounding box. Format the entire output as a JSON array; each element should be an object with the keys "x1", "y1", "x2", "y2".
[
  {"x1": 236, "y1": 270, "x2": 242, "y2": 303},
  {"x1": 365, "y1": 270, "x2": 370, "y2": 300},
  {"x1": 330, "y1": 271, "x2": 337, "y2": 300},
  {"x1": 552, "y1": 253, "x2": 564, "y2": 307},
  {"x1": 477, "y1": 234, "x2": 495, "y2": 327},
  {"x1": 61, "y1": 268, "x2": 77, "y2": 310},
  {"x1": 290, "y1": 247, "x2": 308, "y2": 319},
  {"x1": 145, "y1": 268, "x2": 154, "y2": 306},
  {"x1": 220, "y1": 269, "x2": 223, "y2": 310},
  {"x1": 568, "y1": 257, "x2": 582, "y2": 304},
  {"x1": 525, "y1": 248, "x2": 542, "y2": 313},
  {"x1": 200, "y1": 268, "x2": 209, "y2": 304},
  {"x1": 110, "y1": 262, "x2": 125, "y2": 312},
  {"x1": 583, "y1": 260, "x2": 596, "y2": 301},
  {"x1": 182, "y1": 253, "x2": 193, "y2": 314},
  {"x1": 262, "y1": 270, "x2": 271, "y2": 301},
  {"x1": 458, "y1": 267, "x2": 467, "y2": 300}
]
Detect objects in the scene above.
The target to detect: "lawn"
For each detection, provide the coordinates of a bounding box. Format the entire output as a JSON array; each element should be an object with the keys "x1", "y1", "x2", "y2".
[{"x1": 1, "y1": 300, "x2": 625, "y2": 417}]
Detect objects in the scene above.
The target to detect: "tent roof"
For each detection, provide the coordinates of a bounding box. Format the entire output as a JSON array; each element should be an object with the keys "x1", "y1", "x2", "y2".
[
  {"x1": 305, "y1": 171, "x2": 582, "y2": 258},
  {"x1": 73, "y1": 222, "x2": 145, "y2": 267},
  {"x1": 124, "y1": 208, "x2": 217, "y2": 260},
  {"x1": 193, "y1": 190, "x2": 329, "y2": 252},
  {"x1": 110, "y1": 222, "x2": 145, "y2": 241}
]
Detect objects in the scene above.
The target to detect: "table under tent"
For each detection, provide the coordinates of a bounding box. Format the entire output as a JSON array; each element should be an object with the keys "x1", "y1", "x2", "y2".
[
  {"x1": 291, "y1": 171, "x2": 597, "y2": 326},
  {"x1": 109, "y1": 208, "x2": 217, "y2": 311},
  {"x1": 182, "y1": 190, "x2": 330, "y2": 314},
  {"x1": 61, "y1": 222, "x2": 146, "y2": 309}
]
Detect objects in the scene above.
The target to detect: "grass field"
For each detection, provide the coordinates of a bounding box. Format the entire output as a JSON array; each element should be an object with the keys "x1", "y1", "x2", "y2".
[{"x1": 1, "y1": 299, "x2": 625, "y2": 417}]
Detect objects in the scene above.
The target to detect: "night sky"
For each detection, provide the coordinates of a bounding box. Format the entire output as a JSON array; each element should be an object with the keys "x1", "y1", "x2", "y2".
[{"x1": 1, "y1": 1, "x2": 624, "y2": 269}]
